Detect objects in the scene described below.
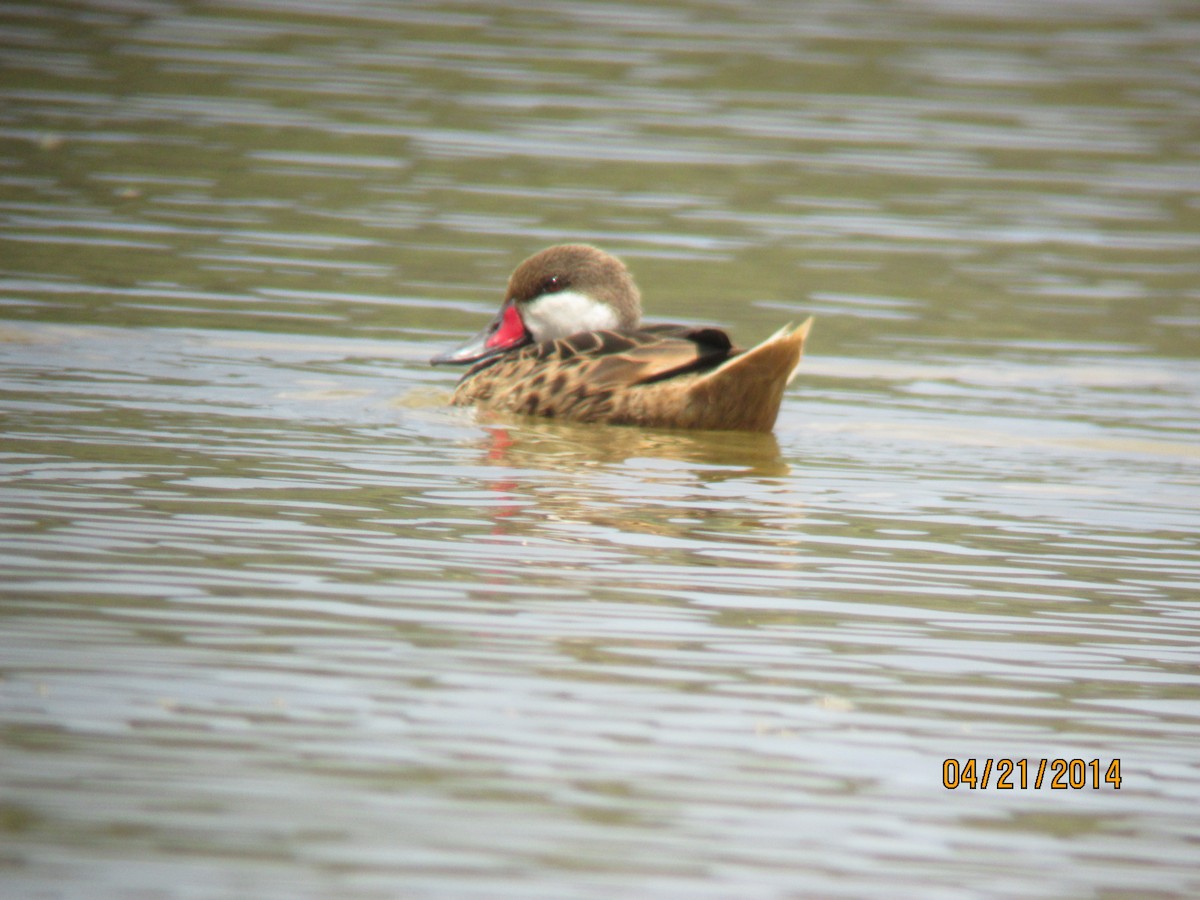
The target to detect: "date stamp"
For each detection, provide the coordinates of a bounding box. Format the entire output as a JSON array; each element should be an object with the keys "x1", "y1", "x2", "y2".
[{"x1": 943, "y1": 758, "x2": 1121, "y2": 790}]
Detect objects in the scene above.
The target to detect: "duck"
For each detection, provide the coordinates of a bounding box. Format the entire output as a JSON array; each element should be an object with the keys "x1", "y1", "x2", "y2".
[{"x1": 430, "y1": 244, "x2": 813, "y2": 433}]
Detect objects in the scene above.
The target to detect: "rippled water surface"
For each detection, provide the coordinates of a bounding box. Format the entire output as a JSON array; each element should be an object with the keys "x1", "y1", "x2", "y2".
[{"x1": 3, "y1": 1, "x2": 1200, "y2": 897}]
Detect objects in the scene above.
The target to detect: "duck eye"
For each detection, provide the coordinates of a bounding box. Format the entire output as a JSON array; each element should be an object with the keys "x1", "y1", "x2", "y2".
[{"x1": 541, "y1": 274, "x2": 567, "y2": 294}]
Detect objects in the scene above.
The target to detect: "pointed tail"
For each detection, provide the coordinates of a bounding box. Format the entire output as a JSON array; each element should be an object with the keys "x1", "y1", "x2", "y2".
[{"x1": 687, "y1": 317, "x2": 813, "y2": 432}]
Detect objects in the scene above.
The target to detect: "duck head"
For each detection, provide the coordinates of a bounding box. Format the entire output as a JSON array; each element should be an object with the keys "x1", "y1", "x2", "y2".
[{"x1": 430, "y1": 244, "x2": 642, "y2": 366}]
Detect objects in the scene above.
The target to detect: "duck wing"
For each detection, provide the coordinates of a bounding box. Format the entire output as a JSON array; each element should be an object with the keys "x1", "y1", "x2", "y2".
[{"x1": 558, "y1": 326, "x2": 738, "y2": 388}]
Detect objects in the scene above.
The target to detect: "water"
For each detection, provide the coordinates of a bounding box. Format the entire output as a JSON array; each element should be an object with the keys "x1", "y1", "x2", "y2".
[{"x1": 2, "y1": 1, "x2": 1199, "y2": 897}]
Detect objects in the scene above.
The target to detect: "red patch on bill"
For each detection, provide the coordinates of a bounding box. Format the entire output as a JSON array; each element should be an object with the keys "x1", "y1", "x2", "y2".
[{"x1": 486, "y1": 303, "x2": 528, "y2": 350}]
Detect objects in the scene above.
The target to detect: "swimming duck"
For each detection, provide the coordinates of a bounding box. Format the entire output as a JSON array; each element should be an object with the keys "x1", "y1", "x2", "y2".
[{"x1": 430, "y1": 244, "x2": 813, "y2": 433}]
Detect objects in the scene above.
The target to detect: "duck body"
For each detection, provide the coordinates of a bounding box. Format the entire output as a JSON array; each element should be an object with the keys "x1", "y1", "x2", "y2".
[{"x1": 431, "y1": 245, "x2": 812, "y2": 434}]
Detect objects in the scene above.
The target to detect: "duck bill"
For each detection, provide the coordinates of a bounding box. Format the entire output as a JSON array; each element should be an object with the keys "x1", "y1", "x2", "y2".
[{"x1": 430, "y1": 302, "x2": 531, "y2": 366}]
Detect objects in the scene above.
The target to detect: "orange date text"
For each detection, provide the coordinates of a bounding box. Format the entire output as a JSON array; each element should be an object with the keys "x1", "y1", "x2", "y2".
[{"x1": 942, "y1": 758, "x2": 1121, "y2": 790}]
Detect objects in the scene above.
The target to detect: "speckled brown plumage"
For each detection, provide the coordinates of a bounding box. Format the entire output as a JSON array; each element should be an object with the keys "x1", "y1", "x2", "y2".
[{"x1": 451, "y1": 320, "x2": 812, "y2": 433}]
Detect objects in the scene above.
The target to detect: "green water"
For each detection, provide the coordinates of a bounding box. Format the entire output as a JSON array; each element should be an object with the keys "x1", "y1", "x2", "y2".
[{"x1": 2, "y1": 1, "x2": 1199, "y2": 897}]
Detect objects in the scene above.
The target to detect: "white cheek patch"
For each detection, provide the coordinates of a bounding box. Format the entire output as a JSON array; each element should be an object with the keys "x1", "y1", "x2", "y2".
[{"x1": 522, "y1": 290, "x2": 620, "y2": 341}]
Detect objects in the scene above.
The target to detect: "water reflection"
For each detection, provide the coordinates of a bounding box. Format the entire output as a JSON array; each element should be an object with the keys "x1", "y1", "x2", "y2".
[
  {"x1": 471, "y1": 420, "x2": 788, "y2": 476},
  {"x1": 457, "y1": 422, "x2": 797, "y2": 572},
  {"x1": 2, "y1": 0, "x2": 1200, "y2": 897}
]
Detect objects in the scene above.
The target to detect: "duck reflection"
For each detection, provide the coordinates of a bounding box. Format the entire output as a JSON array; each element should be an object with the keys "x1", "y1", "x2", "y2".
[
  {"x1": 476, "y1": 418, "x2": 787, "y2": 477},
  {"x1": 466, "y1": 416, "x2": 796, "y2": 543}
]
